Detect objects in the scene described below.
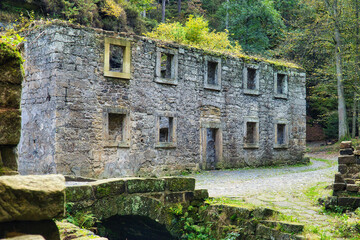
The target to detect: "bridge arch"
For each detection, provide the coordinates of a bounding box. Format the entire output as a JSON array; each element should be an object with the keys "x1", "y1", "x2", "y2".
[{"x1": 65, "y1": 177, "x2": 208, "y2": 236}]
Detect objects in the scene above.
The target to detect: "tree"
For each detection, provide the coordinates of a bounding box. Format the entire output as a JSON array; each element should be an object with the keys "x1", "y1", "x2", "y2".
[{"x1": 223, "y1": 0, "x2": 285, "y2": 53}]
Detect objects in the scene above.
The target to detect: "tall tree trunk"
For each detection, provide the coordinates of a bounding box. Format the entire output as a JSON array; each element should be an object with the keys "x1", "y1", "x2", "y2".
[
  {"x1": 353, "y1": 92, "x2": 357, "y2": 138},
  {"x1": 162, "y1": 0, "x2": 166, "y2": 23},
  {"x1": 225, "y1": 0, "x2": 229, "y2": 29},
  {"x1": 325, "y1": 0, "x2": 349, "y2": 140},
  {"x1": 178, "y1": 0, "x2": 181, "y2": 16}
]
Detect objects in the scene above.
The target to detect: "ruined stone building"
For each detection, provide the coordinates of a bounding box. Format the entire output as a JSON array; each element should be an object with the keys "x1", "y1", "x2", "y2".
[{"x1": 18, "y1": 22, "x2": 306, "y2": 178}]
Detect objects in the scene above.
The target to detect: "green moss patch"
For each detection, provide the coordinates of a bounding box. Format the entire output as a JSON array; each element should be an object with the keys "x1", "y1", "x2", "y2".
[{"x1": 0, "y1": 109, "x2": 21, "y2": 145}]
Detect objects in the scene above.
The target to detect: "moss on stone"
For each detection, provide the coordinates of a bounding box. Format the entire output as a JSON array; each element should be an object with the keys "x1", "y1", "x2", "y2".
[
  {"x1": 164, "y1": 177, "x2": 195, "y2": 191},
  {"x1": 0, "y1": 109, "x2": 21, "y2": 145},
  {"x1": 92, "y1": 179, "x2": 125, "y2": 199},
  {"x1": 66, "y1": 185, "x2": 94, "y2": 202},
  {"x1": 0, "y1": 83, "x2": 21, "y2": 108},
  {"x1": 126, "y1": 178, "x2": 165, "y2": 193}
]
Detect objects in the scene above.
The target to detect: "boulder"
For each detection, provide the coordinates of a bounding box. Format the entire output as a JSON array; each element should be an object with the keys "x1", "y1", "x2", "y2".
[{"x1": 0, "y1": 175, "x2": 65, "y2": 222}]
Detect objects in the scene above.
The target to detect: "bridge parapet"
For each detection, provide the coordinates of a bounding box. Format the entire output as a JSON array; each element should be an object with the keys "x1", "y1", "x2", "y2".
[{"x1": 65, "y1": 177, "x2": 208, "y2": 229}]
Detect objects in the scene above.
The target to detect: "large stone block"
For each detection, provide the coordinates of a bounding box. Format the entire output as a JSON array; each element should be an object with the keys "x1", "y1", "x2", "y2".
[
  {"x1": 338, "y1": 197, "x2": 360, "y2": 209},
  {"x1": 338, "y1": 155, "x2": 356, "y2": 164},
  {"x1": 347, "y1": 184, "x2": 359, "y2": 192},
  {"x1": 0, "y1": 83, "x2": 21, "y2": 108},
  {"x1": 164, "y1": 177, "x2": 195, "y2": 191},
  {"x1": 340, "y1": 148, "x2": 354, "y2": 156},
  {"x1": 333, "y1": 183, "x2": 346, "y2": 191},
  {"x1": 66, "y1": 185, "x2": 94, "y2": 202},
  {"x1": 0, "y1": 175, "x2": 65, "y2": 222},
  {"x1": 91, "y1": 178, "x2": 125, "y2": 198},
  {"x1": 338, "y1": 164, "x2": 348, "y2": 174},
  {"x1": 335, "y1": 173, "x2": 345, "y2": 183},
  {"x1": 0, "y1": 109, "x2": 21, "y2": 145},
  {"x1": 340, "y1": 141, "x2": 352, "y2": 149},
  {"x1": 126, "y1": 178, "x2": 165, "y2": 193}
]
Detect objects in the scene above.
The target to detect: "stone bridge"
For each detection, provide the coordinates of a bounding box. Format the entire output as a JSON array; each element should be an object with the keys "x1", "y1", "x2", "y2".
[{"x1": 65, "y1": 176, "x2": 208, "y2": 235}]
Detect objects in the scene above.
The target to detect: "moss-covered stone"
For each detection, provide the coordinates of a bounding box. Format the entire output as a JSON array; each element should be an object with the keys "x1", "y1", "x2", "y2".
[
  {"x1": 0, "y1": 145, "x2": 18, "y2": 171},
  {"x1": 261, "y1": 220, "x2": 304, "y2": 234},
  {"x1": 0, "y1": 82, "x2": 21, "y2": 108},
  {"x1": 91, "y1": 179, "x2": 125, "y2": 199},
  {"x1": 164, "y1": 177, "x2": 195, "y2": 191},
  {"x1": 126, "y1": 178, "x2": 165, "y2": 193},
  {"x1": 0, "y1": 109, "x2": 21, "y2": 145},
  {"x1": 0, "y1": 58, "x2": 23, "y2": 85},
  {"x1": 165, "y1": 192, "x2": 184, "y2": 204},
  {"x1": 66, "y1": 185, "x2": 94, "y2": 202}
]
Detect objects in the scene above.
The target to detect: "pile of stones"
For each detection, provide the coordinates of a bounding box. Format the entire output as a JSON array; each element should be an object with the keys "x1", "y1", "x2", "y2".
[{"x1": 332, "y1": 141, "x2": 360, "y2": 208}]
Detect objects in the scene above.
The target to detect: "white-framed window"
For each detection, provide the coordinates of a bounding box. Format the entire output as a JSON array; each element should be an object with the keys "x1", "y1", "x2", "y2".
[{"x1": 104, "y1": 37, "x2": 131, "y2": 79}]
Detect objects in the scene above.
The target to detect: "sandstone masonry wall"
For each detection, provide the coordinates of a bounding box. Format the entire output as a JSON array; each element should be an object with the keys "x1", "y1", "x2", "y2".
[{"x1": 19, "y1": 22, "x2": 306, "y2": 178}]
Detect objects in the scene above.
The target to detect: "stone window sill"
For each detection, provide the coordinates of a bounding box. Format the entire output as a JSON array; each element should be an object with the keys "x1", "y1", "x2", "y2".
[
  {"x1": 274, "y1": 94, "x2": 288, "y2": 99},
  {"x1": 244, "y1": 143, "x2": 259, "y2": 149},
  {"x1": 155, "y1": 142, "x2": 177, "y2": 148},
  {"x1": 155, "y1": 77, "x2": 178, "y2": 85},
  {"x1": 104, "y1": 141, "x2": 130, "y2": 148},
  {"x1": 244, "y1": 89, "x2": 260, "y2": 96},
  {"x1": 104, "y1": 71, "x2": 131, "y2": 79},
  {"x1": 204, "y1": 84, "x2": 221, "y2": 91},
  {"x1": 274, "y1": 144, "x2": 289, "y2": 149}
]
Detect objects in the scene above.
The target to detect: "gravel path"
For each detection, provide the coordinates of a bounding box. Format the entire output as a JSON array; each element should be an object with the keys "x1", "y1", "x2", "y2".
[
  {"x1": 192, "y1": 156, "x2": 336, "y2": 198},
  {"x1": 190, "y1": 154, "x2": 340, "y2": 237}
]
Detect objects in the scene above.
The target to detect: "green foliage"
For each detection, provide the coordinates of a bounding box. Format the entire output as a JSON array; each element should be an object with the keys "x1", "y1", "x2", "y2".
[
  {"x1": 145, "y1": 15, "x2": 243, "y2": 54},
  {"x1": 65, "y1": 203, "x2": 99, "y2": 231},
  {"x1": 221, "y1": 0, "x2": 285, "y2": 53}
]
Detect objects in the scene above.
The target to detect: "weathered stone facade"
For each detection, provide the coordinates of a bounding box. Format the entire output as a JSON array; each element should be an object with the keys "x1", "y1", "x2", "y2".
[{"x1": 19, "y1": 22, "x2": 306, "y2": 178}]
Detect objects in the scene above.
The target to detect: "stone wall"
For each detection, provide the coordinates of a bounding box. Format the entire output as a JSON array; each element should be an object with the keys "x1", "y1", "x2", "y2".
[
  {"x1": 19, "y1": 21, "x2": 306, "y2": 178},
  {"x1": 331, "y1": 141, "x2": 360, "y2": 209},
  {"x1": 0, "y1": 43, "x2": 22, "y2": 175}
]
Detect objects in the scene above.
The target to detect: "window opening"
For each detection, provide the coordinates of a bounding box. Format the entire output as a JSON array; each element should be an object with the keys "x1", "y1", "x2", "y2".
[
  {"x1": 160, "y1": 53, "x2": 173, "y2": 79},
  {"x1": 207, "y1": 61, "x2": 218, "y2": 85},
  {"x1": 246, "y1": 122, "x2": 257, "y2": 144},
  {"x1": 277, "y1": 74, "x2": 286, "y2": 94},
  {"x1": 277, "y1": 124, "x2": 286, "y2": 145},
  {"x1": 159, "y1": 117, "x2": 173, "y2": 142},
  {"x1": 108, "y1": 113, "x2": 125, "y2": 142},
  {"x1": 247, "y1": 68, "x2": 257, "y2": 90},
  {"x1": 109, "y1": 44, "x2": 125, "y2": 72}
]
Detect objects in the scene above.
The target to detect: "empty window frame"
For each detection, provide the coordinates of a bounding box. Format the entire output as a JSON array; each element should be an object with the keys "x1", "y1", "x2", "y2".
[
  {"x1": 156, "y1": 114, "x2": 177, "y2": 148},
  {"x1": 159, "y1": 116, "x2": 173, "y2": 142},
  {"x1": 104, "y1": 108, "x2": 130, "y2": 147},
  {"x1": 104, "y1": 37, "x2": 131, "y2": 79},
  {"x1": 243, "y1": 65, "x2": 260, "y2": 95},
  {"x1": 155, "y1": 48, "x2": 178, "y2": 85},
  {"x1": 244, "y1": 117, "x2": 259, "y2": 148},
  {"x1": 274, "y1": 121, "x2": 288, "y2": 148},
  {"x1": 274, "y1": 73, "x2": 288, "y2": 98},
  {"x1": 204, "y1": 57, "x2": 221, "y2": 90}
]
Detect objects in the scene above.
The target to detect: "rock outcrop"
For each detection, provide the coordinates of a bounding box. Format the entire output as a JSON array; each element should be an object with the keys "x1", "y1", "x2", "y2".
[
  {"x1": 0, "y1": 42, "x2": 23, "y2": 175},
  {"x1": 0, "y1": 175, "x2": 65, "y2": 240}
]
